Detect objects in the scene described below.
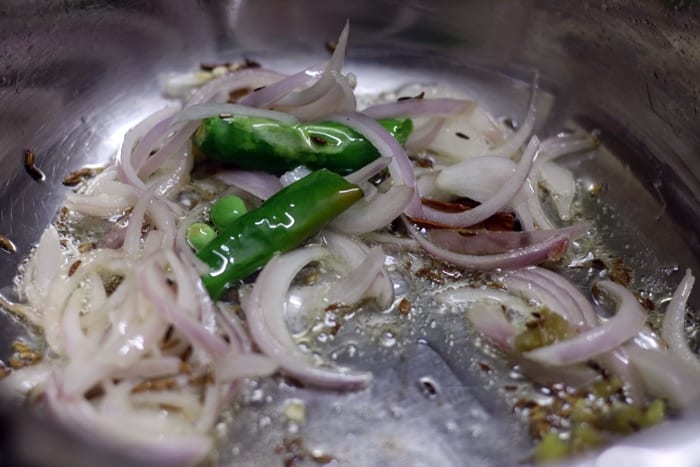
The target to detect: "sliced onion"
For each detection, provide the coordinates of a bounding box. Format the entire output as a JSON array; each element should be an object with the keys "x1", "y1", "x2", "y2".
[
  {"x1": 485, "y1": 72, "x2": 538, "y2": 159},
  {"x1": 326, "y1": 112, "x2": 421, "y2": 216},
  {"x1": 435, "y1": 154, "x2": 515, "y2": 201},
  {"x1": 345, "y1": 157, "x2": 392, "y2": 185},
  {"x1": 0, "y1": 362, "x2": 51, "y2": 398},
  {"x1": 525, "y1": 266, "x2": 598, "y2": 327},
  {"x1": 138, "y1": 256, "x2": 228, "y2": 359},
  {"x1": 421, "y1": 136, "x2": 540, "y2": 227},
  {"x1": 405, "y1": 118, "x2": 445, "y2": 153},
  {"x1": 361, "y1": 98, "x2": 470, "y2": 120},
  {"x1": 174, "y1": 203, "x2": 210, "y2": 275},
  {"x1": 427, "y1": 224, "x2": 587, "y2": 256},
  {"x1": 461, "y1": 297, "x2": 600, "y2": 388},
  {"x1": 503, "y1": 275, "x2": 582, "y2": 328},
  {"x1": 517, "y1": 176, "x2": 557, "y2": 231},
  {"x1": 525, "y1": 281, "x2": 647, "y2": 366},
  {"x1": 45, "y1": 379, "x2": 212, "y2": 467},
  {"x1": 117, "y1": 107, "x2": 179, "y2": 189},
  {"x1": 323, "y1": 230, "x2": 393, "y2": 309},
  {"x1": 404, "y1": 215, "x2": 569, "y2": 270},
  {"x1": 661, "y1": 269, "x2": 700, "y2": 371},
  {"x1": 273, "y1": 22, "x2": 350, "y2": 109},
  {"x1": 135, "y1": 119, "x2": 198, "y2": 182},
  {"x1": 361, "y1": 232, "x2": 420, "y2": 250},
  {"x1": 23, "y1": 225, "x2": 63, "y2": 309},
  {"x1": 176, "y1": 103, "x2": 300, "y2": 125},
  {"x1": 122, "y1": 188, "x2": 154, "y2": 256},
  {"x1": 330, "y1": 185, "x2": 414, "y2": 235},
  {"x1": 537, "y1": 161, "x2": 576, "y2": 221},
  {"x1": 626, "y1": 345, "x2": 700, "y2": 409},
  {"x1": 238, "y1": 67, "x2": 320, "y2": 108},
  {"x1": 111, "y1": 357, "x2": 183, "y2": 380},
  {"x1": 538, "y1": 133, "x2": 599, "y2": 164},
  {"x1": 326, "y1": 246, "x2": 391, "y2": 308},
  {"x1": 185, "y1": 68, "x2": 286, "y2": 106},
  {"x1": 245, "y1": 246, "x2": 372, "y2": 389},
  {"x1": 278, "y1": 75, "x2": 356, "y2": 121},
  {"x1": 467, "y1": 300, "x2": 517, "y2": 351},
  {"x1": 216, "y1": 353, "x2": 278, "y2": 381},
  {"x1": 280, "y1": 166, "x2": 312, "y2": 187},
  {"x1": 215, "y1": 169, "x2": 283, "y2": 200}
]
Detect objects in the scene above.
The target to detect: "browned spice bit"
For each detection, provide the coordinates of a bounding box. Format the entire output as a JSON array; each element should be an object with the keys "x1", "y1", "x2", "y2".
[
  {"x1": 180, "y1": 345, "x2": 193, "y2": 361},
  {"x1": 78, "y1": 242, "x2": 97, "y2": 253},
  {"x1": 253, "y1": 85, "x2": 266, "y2": 92},
  {"x1": 62, "y1": 167, "x2": 98, "y2": 186},
  {"x1": 219, "y1": 112, "x2": 233, "y2": 119},
  {"x1": 277, "y1": 436, "x2": 335, "y2": 466},
  {"x1": 200, "y1": 62, "x2": 224, "y2": 71},
  {"x1": 0, "y1": 363, "x2": 11, "y2": 379},
  {"x1": 325, "y1": 40, "x2": 337, "y2": 53},
  {"x1": 240, "y1": 58, "x2": 261, "y2": 69},
  {"x1": 455, "y1": 131, "x2": 470, "y2": 140},
  {"x1": 201, "y1": 58, "x2": 260, "y2": 72},
  {"x1": 398, "y1": 91, "x2": 425, "y2": 102},
  {"x1": 416, "y1": 266, "x2": 446, "y2": 285},
  {"x1": 310, "y1": 135, "x2": 328, "y2": 146},
  {"x1": 161, "y1": 337, "x2": 181, "y2": 351},
  {"x1": 324, "y1": 302, "x2": 349, "y2": 312},
  {"x1": 398, "y1": 298, "x2": 411, "y2": 315},
  {"x1": 8, "y1": 341, "x2": 42, "y2": 368},
  {"x1": 310, "y1": 452, "x2": 336, "y2": 464},
  {"x1": 158, "y1": 403, "x2": 182, "y2": 412},
  {"x1": 103, "y1": 275, "x2": 124, "y2": 296},
  {"x1": 132, "y1": 377, "x2": 178, "y2": 393},
  {"x1": 637, "y1": 294, "x2": 656, "y2": 311},
  {"x1": 228, "y1": 87, "x2": 253, "y2": 103},
  {"x1": 413, "y1": 155, "x2": 433, "y2": 168},
  {"x1": 11, "y1": 341, "x2": 32, "y2": 353},
  {"x1": 68, "y1": 260, "x2": 82, "y2": 277},
  {"x1": 478, "y1": 361, "x2": 494, "y2": 374},
  {"x1": 84, "y1": 385, "x2": 104, "y2": 400},
  {"x1": 164, "y1": 325, "x2": 175, "y2": 342},
  {"x1": 23, "y1": 149, "x2": 46, "y2": 182},
  {"x1": 513, "y1": 398, "x2": 539, "y2": 412},
  {"x1": 179, "y1": 361, "x2": 193, "y2": 374},
  {"x1": 419, "y1": 378, "x2": 439, "y2": 397},
  {"x1": 328, "y1": 321, "x2": 342, "y2": 336},
  {"x1": 8, "y1": 357, "x2": 25, "y2": 369},
  {"x1": 301, "y1": 270, "x2": 319, "y2": 285},
  {"x1": 591, "y1": 258, "x2": 607, "y2": 270},
  {"x1": 503, "y1": 117, "x2": 516, "y2": 130},
  {"x1": 503, "y1": 384, "x2": 518, "y2": 392},
  {"x1": 0, "y1": 234, "x2": 17, "y2": 254},
  {"x1": 588, "y1": 183, "x2": 604, "y2": 196},
  {"x1": 188, "y1": 369, "x2": 215, "y2": 387},
  {"x1": 609, "y1": 257, "x2": 631, "y2": 287}
]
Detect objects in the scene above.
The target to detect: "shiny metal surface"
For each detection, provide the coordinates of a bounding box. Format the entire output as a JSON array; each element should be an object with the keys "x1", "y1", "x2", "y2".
[{"x1": 0, "y1": 1, "x2": 699, "y2": 466}]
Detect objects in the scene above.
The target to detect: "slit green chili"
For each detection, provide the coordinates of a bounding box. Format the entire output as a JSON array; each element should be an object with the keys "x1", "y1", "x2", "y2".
[
  {"x1": 196, "y1": 169, "x2": 363, "y2": 299},
  {"x1": 193, "y1": 115, "x2": 412, "y2": 175}
]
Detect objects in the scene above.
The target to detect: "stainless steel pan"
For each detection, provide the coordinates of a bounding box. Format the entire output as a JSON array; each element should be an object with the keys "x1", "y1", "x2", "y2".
[{"x1": 1, "y1": 1, "x2": 699, "y2": 466}]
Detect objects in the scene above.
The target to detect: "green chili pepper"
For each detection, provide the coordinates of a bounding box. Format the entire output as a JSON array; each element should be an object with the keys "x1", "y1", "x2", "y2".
[
  {"x1": 193, "y1": 115, "x2": 413, "y2": 175},
  {"x1": 197, "y1": 169, "x2": 363, "y2": 299}
]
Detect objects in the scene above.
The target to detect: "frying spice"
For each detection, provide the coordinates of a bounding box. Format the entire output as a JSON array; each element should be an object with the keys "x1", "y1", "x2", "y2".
[{"x1": 23, "y1": 149, "x2": 46, "y2": 182}]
